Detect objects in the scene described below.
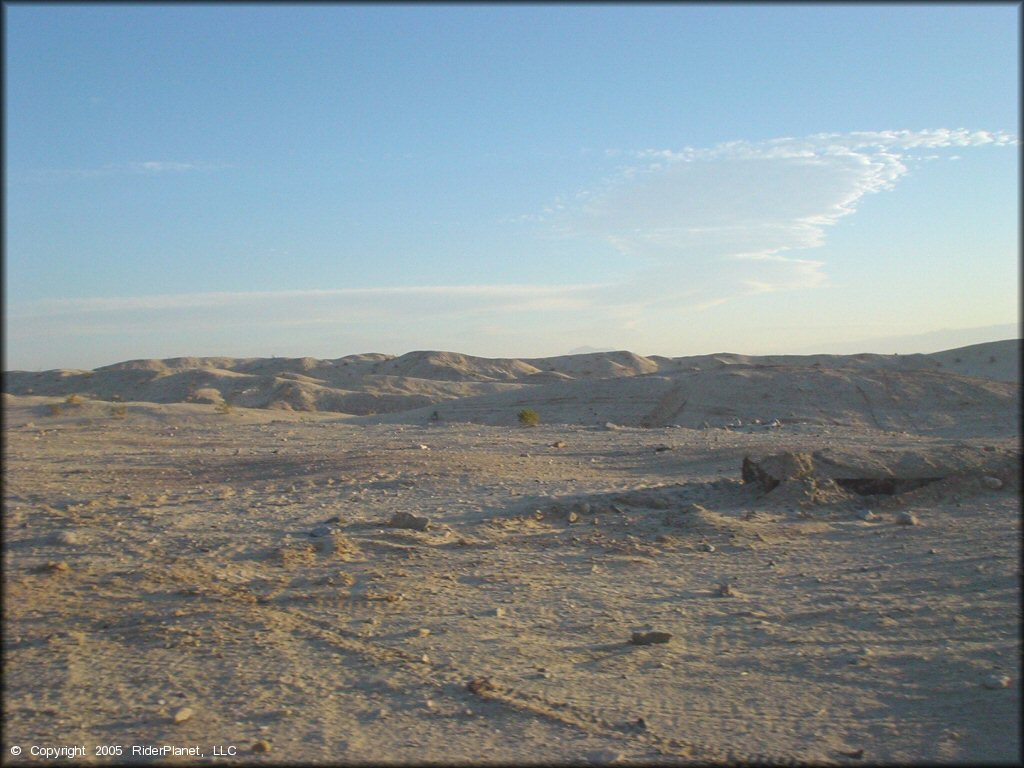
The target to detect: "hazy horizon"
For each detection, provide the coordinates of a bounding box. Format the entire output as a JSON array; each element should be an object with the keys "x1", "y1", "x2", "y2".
[{"x1": 5, "y1": 5, "x2": 1019, "y2": 371}]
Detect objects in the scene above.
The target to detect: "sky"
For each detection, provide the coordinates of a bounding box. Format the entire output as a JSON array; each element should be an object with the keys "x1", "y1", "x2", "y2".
[{"x1": 4, "y1": 3, "x2": 1019, "y2": 370}]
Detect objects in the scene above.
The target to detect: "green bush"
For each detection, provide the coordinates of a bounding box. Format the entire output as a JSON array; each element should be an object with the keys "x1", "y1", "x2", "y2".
[{"x1": 518, "y1": 408, "x2": 540, "y2": 427}]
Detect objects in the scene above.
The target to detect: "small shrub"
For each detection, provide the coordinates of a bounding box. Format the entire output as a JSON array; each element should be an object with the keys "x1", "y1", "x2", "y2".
[
  {"x1": 215, "y1": 401, "x2": 233, "y2": 414},
  {"x1": 518, "y1": 408, "x2": 540, "y2": 427}
]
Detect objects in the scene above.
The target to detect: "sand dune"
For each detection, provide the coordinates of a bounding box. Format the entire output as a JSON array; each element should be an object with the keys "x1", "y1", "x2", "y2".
[{"x1": 3, "y1": 340, "x2": 1018, "y2": 424}]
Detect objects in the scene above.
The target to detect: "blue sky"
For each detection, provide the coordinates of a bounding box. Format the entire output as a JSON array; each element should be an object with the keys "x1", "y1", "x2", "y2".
[{"x1": 5, "y1": 4, "x2": 1019, "y2": 370}]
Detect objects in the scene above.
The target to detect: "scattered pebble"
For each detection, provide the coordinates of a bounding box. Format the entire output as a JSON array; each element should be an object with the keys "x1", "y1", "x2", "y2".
[
  {"x1": 982, "y1": 674, "x2": 1011, "y2": 690},
  {"x1": 251, "y1": 740, "x2": 271, "y2": 753},
  {"x1": 981, "y1": 476, "x2": 1003, "y2": 490},
  {"x1": 630, "y1": 631, "x2": 672, "y2": 645},
  {"x1": 896, "y1": 511, "x2": 919, "y2": 526},
  {"x1": 172, "y1": 707, "x2": 194, "y2": 724}
]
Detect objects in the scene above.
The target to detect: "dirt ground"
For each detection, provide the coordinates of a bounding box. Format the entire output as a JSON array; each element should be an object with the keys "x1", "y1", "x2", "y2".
[{"x1": 2, "y1": 398, "x2": 1020, "y2": 764}]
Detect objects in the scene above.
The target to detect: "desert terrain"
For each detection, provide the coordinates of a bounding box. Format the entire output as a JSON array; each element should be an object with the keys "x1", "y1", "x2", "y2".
[{"x1": 2, "y1": 339, "x2": 1020, "y2": 764}]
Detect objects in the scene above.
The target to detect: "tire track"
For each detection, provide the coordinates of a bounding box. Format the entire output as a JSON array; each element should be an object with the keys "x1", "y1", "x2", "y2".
[{"x1": 179, "y1": 571, "x2": 819, "y2": 765}]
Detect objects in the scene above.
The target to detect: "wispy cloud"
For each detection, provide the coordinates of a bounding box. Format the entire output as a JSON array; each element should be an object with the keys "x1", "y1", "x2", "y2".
[
  {"x1": 7, "y1": 128, "x2": 1015, "y2": 369},
  {"x1": 126, "y1": 161, "x2": 218, "y2": 173},
  {"x1": 26, "y1": 160, "x2": 230, "y2": 180},
  {"x1": 6, "y1": 283, "x2": 610, "y2": 366},
  {"x1": 11, "y1": 284, "x2": 606, "y2": 320},
  {"x1": 545, "y1": 128, "x2": 1017, "y2": 311}
]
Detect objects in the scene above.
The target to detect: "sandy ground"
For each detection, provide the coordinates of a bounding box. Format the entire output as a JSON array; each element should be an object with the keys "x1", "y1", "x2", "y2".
[{"x1": 2, "y1": 392, "x2": 1020, "y2": 765}]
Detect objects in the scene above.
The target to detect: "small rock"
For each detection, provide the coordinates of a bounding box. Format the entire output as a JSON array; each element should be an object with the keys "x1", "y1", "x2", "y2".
[
  {"x1": 858, "y1": 510, "x2": 877, "y2": 522},
  {"x1": 895, "y1": 511, "x2": 919, "y2": 526},
  {"x1": 654, "y1": 445, "x2": 673, "y2": 453},
  {"x1": 466, "y1": 677, "x2": 495, "y2": 695},
  {"x1": 982, "y1": 674, "x2": 1011, "y2": 690},
  {"x1": 45, "y1": 561, "x2": 70, "y2": 573},
  {"x1": 567, "y1": 511, "x2": 579, "y2": 524},
  {"x1": 417, "y1": 628, "x2": 431, "y2": 637},
  {"x1": 388, "y1": 511, "x2": 430, "y2": 531},
  {"x1": 418, "y1": 444, "x2": 430, "y2": 450},
  {"x1": 309, "y1": 525, "x2": 332, "y2": 538},
  {"x1": 697, "y1": 542, "x2": 715, "y2": 553},
  {"x1": 251, "y1": 740, "x2": 271, "y2": 753},
  {"x1": 492, "y1": 607, "x2": 506, "y2": 618},
  {"x1": 551, "y1": 440, "x2": 567, "y2": 448},
  {"x1": 534, "y1": 509, "x2": 545, "y2": 521},
  {"x1": 981, "y1": 476, "x2": 1003, "y2": 490},
  {"x1": 53, "y1": 531, "x2": 80, "y2": 545},
  {"x1": 172, "y1": 707, "x2": 194, "y2": 724},
  {"x1": 717, "y1": 581, "x2": 734, "y2": 597},
  {"x1": 630, "y1": 631, "x2": 672, "y2": 645}
]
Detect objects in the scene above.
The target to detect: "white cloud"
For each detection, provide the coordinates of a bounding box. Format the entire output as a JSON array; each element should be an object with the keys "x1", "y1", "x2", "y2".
[{"x1": 545, "y1": 128, "x2": 1016, "y2": 311}]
